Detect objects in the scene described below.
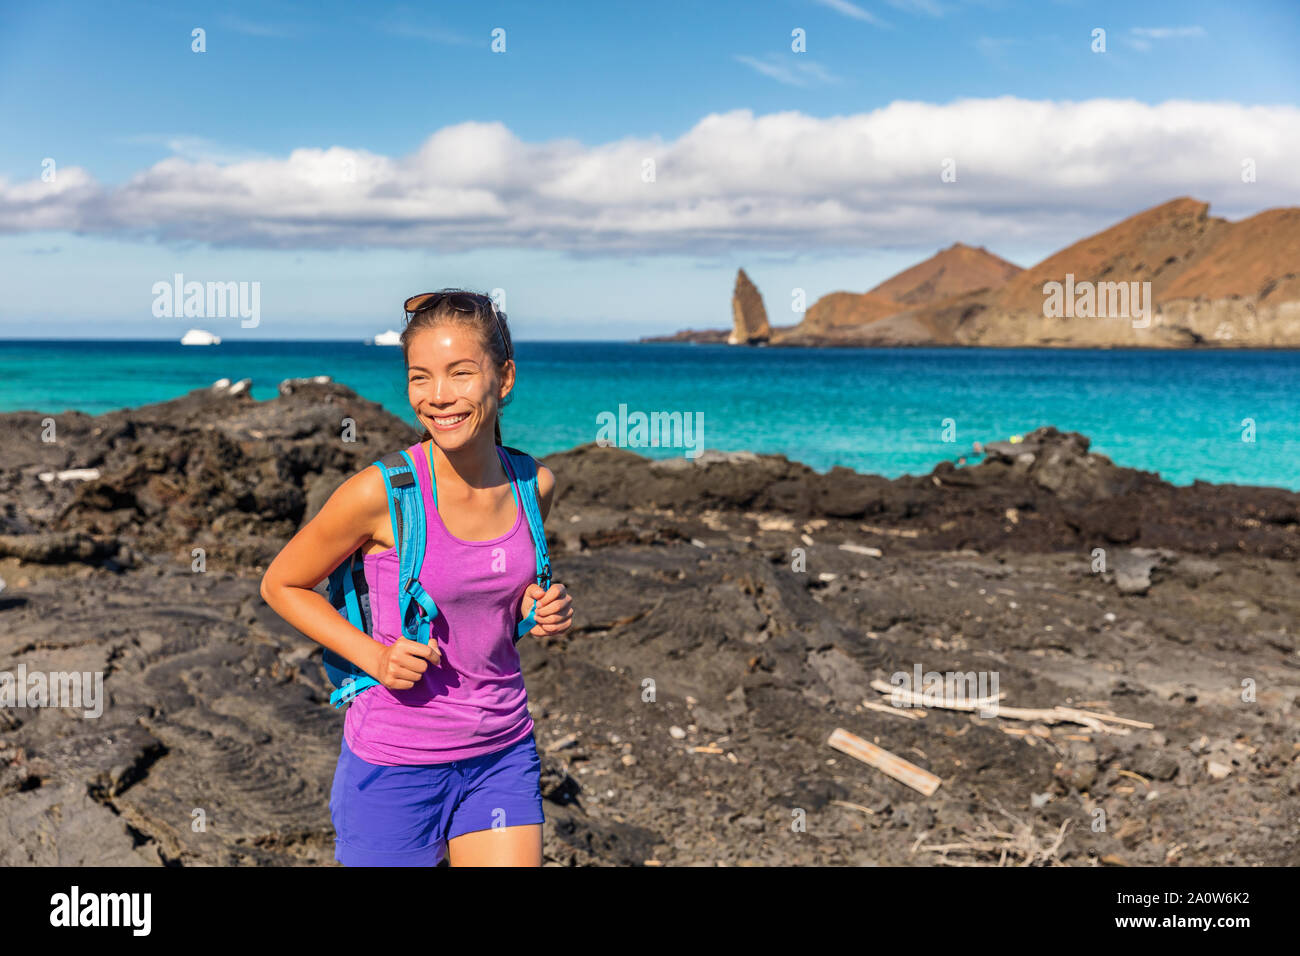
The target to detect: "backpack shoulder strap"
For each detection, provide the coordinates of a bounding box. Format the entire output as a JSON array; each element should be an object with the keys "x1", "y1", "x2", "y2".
[
  {"x1": 325, "y1": 545, "x2": 371, "y2": 708},
  {"x1": 327, "y1": 449, "x2": 445, "y2": 709},
  {"x1": 500, "y1": 446, "x2": 551, "y2": 584},
  {"x1": 377, "y1": 450, "x2": 438, "y2": 641},
  {"x1": 499, "y1": 446, "x2": 552, "y2": 640}
]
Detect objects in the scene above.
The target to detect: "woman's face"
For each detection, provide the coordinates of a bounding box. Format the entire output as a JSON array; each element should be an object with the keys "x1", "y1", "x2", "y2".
[{"x1": 406, "y1": 323, "x2": 513, "y2": 449}]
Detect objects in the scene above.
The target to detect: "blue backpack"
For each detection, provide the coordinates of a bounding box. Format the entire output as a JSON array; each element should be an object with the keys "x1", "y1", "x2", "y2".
[{"x1": 322, "y1": 444, "x2": 552, "y2": 710}]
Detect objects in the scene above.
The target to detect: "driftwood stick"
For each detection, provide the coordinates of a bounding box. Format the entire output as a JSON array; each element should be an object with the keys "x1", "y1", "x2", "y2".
[
  {"x1": 1055, "y1": 707, "x2": 1154, "y2": 730},
  {"x1": 829, "y1": 800, "x2": 876, "y2": 816},
  {"x1": 827, "y1": 728, "x2": 942, "y2": 796},
  {"x1": 860, "y1": 698, "x2": 925, "y2": 720},
  {"x1": 868, "y1": 679, "x2": 1145, "y2": 735},
  {"x1": 869, "y1": 679, "x2": 1005, "y2": 710}
]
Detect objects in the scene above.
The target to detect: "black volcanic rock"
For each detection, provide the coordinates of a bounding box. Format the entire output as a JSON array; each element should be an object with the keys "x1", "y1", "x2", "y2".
[
  {"x1": 0, "y1": 379, "x2": 420, "y2": 572},
  {"x1": 1, "y1": 381, "x2": 1297, "y2": 866},
  {"x1": 542, "y1": 427, "x2": 1299, "y2": 560}
]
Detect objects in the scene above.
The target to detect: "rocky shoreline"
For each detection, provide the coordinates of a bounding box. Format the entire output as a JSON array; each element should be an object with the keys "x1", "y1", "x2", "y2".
[{"x1": 1, "y1": 379, "x2": 1297, "y2": 865}]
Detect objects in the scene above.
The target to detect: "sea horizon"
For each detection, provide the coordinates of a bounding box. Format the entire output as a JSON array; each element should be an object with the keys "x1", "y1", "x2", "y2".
[
  {"x1": 4, "y1": 338, "x2": 1299, "y2": 492},
  {"x1": 9, "y1": 335, "x2": 1300, "y2": 350}
]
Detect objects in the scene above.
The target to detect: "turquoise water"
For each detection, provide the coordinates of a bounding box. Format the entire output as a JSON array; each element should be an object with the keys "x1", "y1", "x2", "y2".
[{"x1": 2, "y1": 340, "x2": 1298, "y2": 491}]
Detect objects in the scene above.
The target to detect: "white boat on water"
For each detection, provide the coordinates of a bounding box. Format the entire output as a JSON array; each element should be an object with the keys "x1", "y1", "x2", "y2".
[
  {"x1": 180, "y1": 328, "x2": 221, "y2": 346},
  {"x1": 368, "y1": 329, "x2": 402, "y2": 346}
]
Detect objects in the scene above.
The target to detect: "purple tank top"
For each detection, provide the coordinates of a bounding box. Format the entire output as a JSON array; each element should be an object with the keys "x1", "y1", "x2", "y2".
[{"x1": 343, "y1": 442, "x2": 538, "y2": 766}]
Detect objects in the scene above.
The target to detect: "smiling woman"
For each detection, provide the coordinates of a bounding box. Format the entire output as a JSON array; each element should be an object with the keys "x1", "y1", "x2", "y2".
[
  {"x1": 258, "y1": 286, "x2": 574, "y2": 867},
  {"x1": 401, "y1": 290, "x2": 517, "y2": 447}
]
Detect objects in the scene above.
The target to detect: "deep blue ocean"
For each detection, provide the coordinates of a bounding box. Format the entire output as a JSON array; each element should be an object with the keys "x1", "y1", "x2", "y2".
[{"x1": 2, "y1": 339, "x2": 1298, "y2": 491}]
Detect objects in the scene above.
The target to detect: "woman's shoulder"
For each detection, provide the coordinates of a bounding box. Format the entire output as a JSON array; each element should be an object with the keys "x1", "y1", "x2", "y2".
[
  {"x1": 500, "y1": 446, "x2": 553, "y2": 518},
  {"x1": 536, "y1": 458, "x2": 554, "y2": 487},
  {"x1": 501, "y1": 446, "x2": 553, "y2": 487},
  {"x1": 331, "y1": 458, "x2": 399, "y2": 516},
  {"x1": 300, "y1": 458, "x2": 393, "y2": 547}
]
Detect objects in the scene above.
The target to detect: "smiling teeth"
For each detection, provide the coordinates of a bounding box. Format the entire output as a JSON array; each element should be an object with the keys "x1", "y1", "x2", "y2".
[{"x1": 434, "y1": 413, "x2": 468, "y2": 425}]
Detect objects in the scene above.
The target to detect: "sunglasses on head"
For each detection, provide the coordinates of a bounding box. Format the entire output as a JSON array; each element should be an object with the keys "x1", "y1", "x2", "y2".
[{"x1": 403, "y1": 291, "x2": 512, "y2": 360}]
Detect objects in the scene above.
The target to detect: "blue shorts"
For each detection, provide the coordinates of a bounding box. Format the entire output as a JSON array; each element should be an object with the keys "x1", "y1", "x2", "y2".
[{"x1": 329, "y1": 731, "x2": 546, "y2": 866}]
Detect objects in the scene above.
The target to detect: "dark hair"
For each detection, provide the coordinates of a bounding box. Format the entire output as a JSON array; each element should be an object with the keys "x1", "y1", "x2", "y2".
[{"x1": 400, "y1": 288, "x2": 515, "y2": 447}]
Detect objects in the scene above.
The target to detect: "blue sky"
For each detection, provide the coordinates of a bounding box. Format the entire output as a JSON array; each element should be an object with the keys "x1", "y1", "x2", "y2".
[{"x1": 1, "y1": 0, "x2": 1297, "y2": 340}]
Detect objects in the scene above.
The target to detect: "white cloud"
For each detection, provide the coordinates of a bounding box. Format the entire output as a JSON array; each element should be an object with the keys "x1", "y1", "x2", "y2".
[
  {"x1": 734, "y1": 54, "x2": 839, "y2": 86},
  {"x1": 221, "y1": 17, "x2": 296, "y2": 39},
  {"x1": 117, "y1": 134, "x2": 270, "y2": 165},
  {"x1": 975, "y1": 35, "x2": 1017, "y2": 61},
  {"x1": 1131, "y1": 26, "x2": 1207, "y2": 39},
  {"x1": 375, "y1": 15, "x2": 474, "y2": 45},
  {"x1": 1125, "y1": 25, "x2": 1206, "y2": 51},
  {"x1": 885, "y1": 0, "x2": 945, "y2": 15},
  {"x1": 2, "y1": 98, "x2": 1295, "y2": 255},
  {"x1": 811, "y1": 0, "x2": 890, "y2": 27}
]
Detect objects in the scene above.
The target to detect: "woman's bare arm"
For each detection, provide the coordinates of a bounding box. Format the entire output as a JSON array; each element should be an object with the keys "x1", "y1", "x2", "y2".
[
  {"x1": 536, "y1": 462, "x2": 555, "y2": 522},
  {"x1": 260, "y1": 466, "x2": 418, "y2": 681}
]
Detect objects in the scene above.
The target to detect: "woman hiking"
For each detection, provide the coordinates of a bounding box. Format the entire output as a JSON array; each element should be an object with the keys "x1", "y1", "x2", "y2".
[{"x1": 261, "y1": 289, "x2": 573, "y2": 867}]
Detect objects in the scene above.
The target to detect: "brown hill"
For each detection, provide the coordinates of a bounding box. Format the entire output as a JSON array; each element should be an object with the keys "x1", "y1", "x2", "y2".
[
  {"x1": 781, "y1": 198, "x2": 1300, "y2": 348},
  {"x1": 869, "y1": 242, "x2": 1023, "y2": 307},
  {"x1": 775, "y1": 242, "x2": 1022, "y2": 341},
  {"x1": 796, "y1": 291, "x2": 900, "y2": 334},
  {"x1": 988, "y1": 197, "x2": 1220, "y2": 315},
  {"x1": 645, "y1": 197, "x2": 1300, "y2": 348},
  {"x1": 1161, "y1": 207, "x2": 1300, "y2": 302},
  {"x1": 930, "y1": 197, "x2": 1300, "y2": 347}
]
